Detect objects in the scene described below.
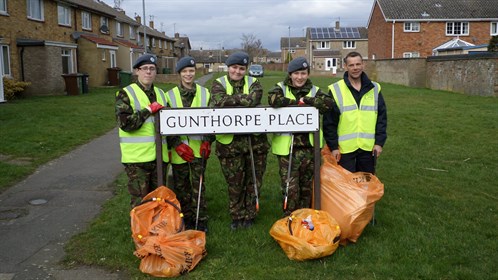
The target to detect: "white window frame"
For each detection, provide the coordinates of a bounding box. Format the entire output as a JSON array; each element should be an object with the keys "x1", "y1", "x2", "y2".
[
  {"x1": 129, "y1": 26, "x2": 136, "y2": 39},
  {"x1": 61, "y1": 48, "x2": 76, "y2": 74},
  {"x1": 81, "y1": 11, "x2": 91, "y2": 30},
  {"x1": 342, "y1": 41, "x2": 356, "y2": 49},
  {"x1": 152, "y1": 37, "x2": 156, "y2": 47},
  {"x1": 1, "y1": 45, "x2": 11, "y2": 76},
  {"x1": 159, "y1": 39, "x2": 162, "y2": 49},
  {"x1": 446, "y1": 22, "x2": 469, "y2": 36},
  {"x1": 57, "y1": 4, "x2": 71, "y2": 26},
  {"x1": 109, "y1": 50, "x2": 117, "y2": 68},
  {"x1": 403, "y1": 52, "x2": 420, "y2": 58},
  {"x1": 491, "y1": 22, "x2": 498, "y2": 36},
  {"x1": 27, "y1": 0, "x2": 44, "y2": 21},
  {"x1": 404, "y1": 22, "x2": 420, "y2": 32},
  {"x1": 101, "y1": 49, "x2": 106, "y2": 61},
  {"x1": 317, "y1": 41, "x2": 329, "y2": 49},
  {"x1": 116, "y1": 21, "x2": 123, "y2": 37},
  {"x1": 0, "y1": 0, "x2": 7, "y2": 15},
  {"x1": 100, "y1": 17, "x2": 109, "y2": 34}
]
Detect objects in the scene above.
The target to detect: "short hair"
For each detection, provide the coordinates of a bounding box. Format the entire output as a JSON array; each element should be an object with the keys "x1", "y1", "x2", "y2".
[{"x1": 343, "y1": 51, "x2": 363, "y2": 64}]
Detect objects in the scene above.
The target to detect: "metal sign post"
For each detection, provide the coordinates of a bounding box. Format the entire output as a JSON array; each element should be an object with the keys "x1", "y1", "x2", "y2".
[{"x1": 155, "y1": 106, "x2": 323, "y2": 209}]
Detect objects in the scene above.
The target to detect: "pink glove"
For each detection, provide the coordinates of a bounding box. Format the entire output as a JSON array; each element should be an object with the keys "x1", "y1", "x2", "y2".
[
  {"x1": 175, "y1": 143, "x2": 194, "y2": 162},
  {"x1": 200, "y1": 141, "x2": 211, "y2": 159},
  {"x1": 147, "y1": 102, "x2": 164, "y2": 114}
]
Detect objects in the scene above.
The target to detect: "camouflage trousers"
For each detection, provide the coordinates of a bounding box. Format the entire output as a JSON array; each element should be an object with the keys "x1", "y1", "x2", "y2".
[
  {"x1": 278, "y1": 147, "x2": 315, "y2": 216},
  {"x1": 170, "y1": 157, "x2": 208, "y2": 225},
  {"x1": 124, "y1": 161, "x2": 168, "y2": 208},
  {"x1": 218, "y1": 151, "x2": 267, "y2": 221}
]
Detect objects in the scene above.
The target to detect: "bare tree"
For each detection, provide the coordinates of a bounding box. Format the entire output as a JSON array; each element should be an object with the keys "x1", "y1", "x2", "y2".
[{"x1": 240, "y1": 33, "x2": 263, "y2": 63}]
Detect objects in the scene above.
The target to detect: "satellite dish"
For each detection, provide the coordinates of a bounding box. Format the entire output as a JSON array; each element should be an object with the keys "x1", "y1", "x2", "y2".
[{"x1": 100, "y1": 25, "x2": 109, "y2": 33}]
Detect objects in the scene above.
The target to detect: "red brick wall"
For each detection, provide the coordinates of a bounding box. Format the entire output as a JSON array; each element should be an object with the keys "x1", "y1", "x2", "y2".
[{"x1": 368, "y1": 3, "x2": 392, "y2": 60}]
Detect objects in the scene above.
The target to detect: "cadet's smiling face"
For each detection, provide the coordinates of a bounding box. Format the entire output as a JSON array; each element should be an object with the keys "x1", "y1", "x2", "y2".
[
  {"x1": 290, "y1": 70, "x2": 309, "y2": 88},
  {"x1": 180, "y1": 67, "x2": 196, "y2": 87},
  {"x1": 228, "y1": 64, "x2": 246, "y2": 81}
]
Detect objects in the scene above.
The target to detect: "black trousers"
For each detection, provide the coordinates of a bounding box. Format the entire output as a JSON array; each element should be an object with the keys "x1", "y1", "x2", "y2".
[{"x1": 339, "y1": 149, "x2": 375, "y2": 173}]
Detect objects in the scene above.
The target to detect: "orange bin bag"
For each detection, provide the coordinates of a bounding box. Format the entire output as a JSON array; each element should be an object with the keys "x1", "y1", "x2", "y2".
[
  {"x1": 130, "y1": 186, "x2": 184, "y2": 246},
  {"x1": 135, "y1": 230, "x2": 207, "y2": 278},
  {"x1": 319, "y1": 147, "x2": 384, "y2": 245},
  {"x1": 269, "y1": 208, "x2": 341, "y2": 261},
  {"x1": 130, "y1": 186, "x2": 207, "y2": 277}
]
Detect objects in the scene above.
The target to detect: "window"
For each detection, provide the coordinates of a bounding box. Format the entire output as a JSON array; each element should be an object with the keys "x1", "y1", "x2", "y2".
[
  {"x1": 129, "y1": 26, "x2": 136, "y2": 39},
  {"x1": 317, "y1": 41, "x2": 329, "y2": 49},
  {"x1": 1, "y1": 45, "x2": 11, "y2": 76},
  {"x1": 57, "y1": 4, "x2": 71, "y2": 26},
  {"x1": 27, "y1": 0, "x2": 43, "y2": 21},
  {"x1": 446, "y1": 22, "x2": 469, "y2": 36},
  {"x1": 61, "y1": 48, "x2": 75, "y2": 74},
  {"x1": 116, "y1": 21, "x2": 123, "y2": 37},
  {"x1": 100, "y1": 17, "x2": 109, "y2": 34},
  {"x1": 404, "y1": 22, "x2": 420, "y2": 32},
  {"x1": 492, "y1": 22, "x2": 498, "y2": 36},
  {"x1": 0, "y1": 0, "x2": 7, "y2": 14},
  {"x1": 101, "y1": 50, "x2": 106, "y2": 61},
  {"x1": 288, "y1": 49, "x2": 296, "y2": 53},
  {"x1": 403, "y1": 52, "x2": 420, "y2": 58},
  {"x1": 343, "y1": 41, "x2": 356, "y2": 49},
  {"x1": 159, "y1": 40, "x2": 162, "y2": 49},
  {"x1": 109, "y1": 51, "x2": 116, "y2": 68},
  {"x1": 82, "y1": 11, "x2": 91, "y2": 30},
  {"x1": 152, "y1": 38, "x2": 156, "y2": 47}
]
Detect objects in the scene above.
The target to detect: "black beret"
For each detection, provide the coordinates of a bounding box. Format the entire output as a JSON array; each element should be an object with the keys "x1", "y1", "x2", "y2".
[
  {"x1": 133, "y1": 54, "x2": 157, "y2": 69},
  {"x1": 288, "y1": 57, "x2": 309, "y2": 73},
  {"x1": 175, "y1": 56, "x2": 196, "y2": 73},
  {"x1": 225, "y1": 51, "x2": 249, "y2": 67}
]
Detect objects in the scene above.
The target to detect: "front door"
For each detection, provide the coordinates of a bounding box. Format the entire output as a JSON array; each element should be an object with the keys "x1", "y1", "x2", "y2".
[{"x1": 325, "y1": 58, "x2": 337, "y2": 71}]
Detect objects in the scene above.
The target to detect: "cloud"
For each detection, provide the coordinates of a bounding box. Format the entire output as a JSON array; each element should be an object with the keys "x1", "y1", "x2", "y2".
[{"x1": 104, "y1": 0, "x2": 374, "y2": 51}]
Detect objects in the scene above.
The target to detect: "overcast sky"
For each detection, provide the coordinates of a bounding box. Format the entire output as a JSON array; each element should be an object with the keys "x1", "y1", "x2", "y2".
[{"x1": 101, "y1": 0, "x2": 375, "y2": 52}]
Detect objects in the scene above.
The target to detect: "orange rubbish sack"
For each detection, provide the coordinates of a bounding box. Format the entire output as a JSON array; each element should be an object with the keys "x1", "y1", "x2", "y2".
[
  {"x1": 130, "y1": 186, "x2": 206, "y2": 277},
  {"x1": 319, "y1": 147, "x2": 384, "y2": 245},
  {"x1": 270, "y1": 208, "x2": 341, "y2": 261}
]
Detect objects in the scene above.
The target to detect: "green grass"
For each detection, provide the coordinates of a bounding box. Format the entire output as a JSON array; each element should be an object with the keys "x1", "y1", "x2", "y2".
[{"x1": 2, "y1": 73, "x2": 498, "y2": 279}]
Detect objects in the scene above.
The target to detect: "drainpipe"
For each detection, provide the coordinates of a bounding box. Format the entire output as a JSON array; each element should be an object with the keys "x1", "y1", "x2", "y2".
[
  {"x1": 20, "y1": 47, "x2": 25, "y2": 81},
  {"x1": 391, "y1": 20, "x2": 395, "y2": 58}
]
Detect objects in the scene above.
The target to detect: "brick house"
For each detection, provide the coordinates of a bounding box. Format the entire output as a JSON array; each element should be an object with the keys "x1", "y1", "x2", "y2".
[
  {"x1": 306, "y1": 22, "x2": 368, "y2": 72},
  {"x1": 367, "y1": 0, "x2": 498, "y2": 59},
  {"x1": 0, "y1": 0, "x2": 176, "y2": 96},
  {"x1": 280, "y1": 37, "x2": 307, "y2": 63}
]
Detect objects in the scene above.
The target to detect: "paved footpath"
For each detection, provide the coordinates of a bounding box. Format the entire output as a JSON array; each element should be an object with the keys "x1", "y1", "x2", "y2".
[{"x1": 0, "y1": 74, "x2": 214, "y2": 280}]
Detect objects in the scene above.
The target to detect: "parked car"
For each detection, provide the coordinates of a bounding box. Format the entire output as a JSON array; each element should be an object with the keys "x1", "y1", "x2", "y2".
[{"x1": 248, "y1": 64, "x2": 264, "y2": 77}]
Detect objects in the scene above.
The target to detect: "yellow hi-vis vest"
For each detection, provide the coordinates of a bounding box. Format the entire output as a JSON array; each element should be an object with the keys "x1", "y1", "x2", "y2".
[
  {"x1": 117, "y1": 84, "x2": 169, "y2": 163},
  {"x1": 328, "y1": 80, "x2": 380, "y2": 154},
  {"x1": 166, "y1": 85, "x2": 210, "y2": 164},
  {"x1": 215, "y1": 75, "x2": 257, "y2": 145},
  {"x1": 271, "y1": 82, "x2": 324, "y2": 156}
]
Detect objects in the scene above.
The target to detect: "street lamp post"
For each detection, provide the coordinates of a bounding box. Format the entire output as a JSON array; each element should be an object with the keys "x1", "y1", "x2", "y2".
[
  {"x1": 142, "y1": 0, "x2": 147, "y2": 54},
  {"x1": 288, "y1": 26, "x2": 291, "y2": 62}
]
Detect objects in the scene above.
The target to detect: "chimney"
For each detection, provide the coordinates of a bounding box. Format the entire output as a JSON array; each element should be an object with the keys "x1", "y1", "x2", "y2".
[
  {"x1": 135, "y1": 15, "x2": 141, "y2": 24},
  {"x1": 175, "y1": 33, "x2": 180, "y2": 38},
  {"x1": 149, "y1": 20, "x2": 154, "y2": 29},
  {"x1": 335, "y1": 21, "x2": 340, "y2": 31}
]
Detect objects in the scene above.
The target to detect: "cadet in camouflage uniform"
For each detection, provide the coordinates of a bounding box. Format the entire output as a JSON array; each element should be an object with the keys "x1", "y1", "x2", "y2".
[
  {"x1": 166, "y1": 56, "x2": 212, "y2": 232},
  {"x1": 115, "y1": 54, "x2": 169, "y2": 207},
  {"x1": 209, "y1": 52, "x2": 270, "y2": 230},
  {"x1": 268, "y1": 57, "x2": 335, "y2": 216}
]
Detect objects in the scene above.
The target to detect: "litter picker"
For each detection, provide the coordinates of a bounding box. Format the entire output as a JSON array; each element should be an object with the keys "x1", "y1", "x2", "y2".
[
  {"x1": 195, "y1": 151, "x2": 205, "y2": 230},
  {"x1": 371, "y1": 149, "x2": 377, "y2": 226},
  {"x1": 283, "y1": 134, "x2": 295, "y2": 210},
  {"x1": 248, "y1": 136, "x2": 260, "y2": 211}
]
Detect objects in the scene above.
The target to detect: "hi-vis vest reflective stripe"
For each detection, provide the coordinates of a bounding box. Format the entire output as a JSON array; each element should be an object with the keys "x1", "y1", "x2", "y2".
[
  {"x1": 167, "y1": 85, "x2": 210, "y2": 164},
  {"x1": 117, "y1": 84, "x2": 169, "y2": 163},
  {"x1": 271, "y1": 82, "x2": 324, "y2": 156},
  {"x1": 215, "y1": 75, "x2": 257, "y2": 145},
  {"x1": 328, "y1": 80, "x2": 380, "y2": 154}
]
